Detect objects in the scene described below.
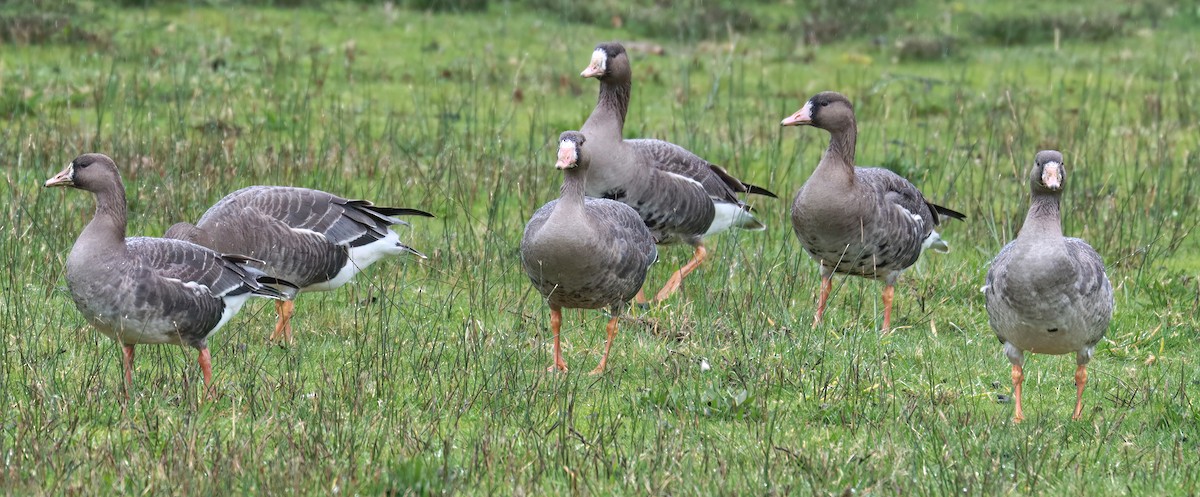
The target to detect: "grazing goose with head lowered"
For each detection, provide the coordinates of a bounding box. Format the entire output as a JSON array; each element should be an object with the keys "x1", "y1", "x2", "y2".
[
  {"x1": 165, "y1": 186, "x2": 433, "y2": 343},
  {"x1": 521, "y1": 131, "x2": 657, "y2": 374},
  {"x1": 45, "y1": 153, "x2": 296, "y2": 395},
  {"x1": 781, "y1": 91, "x2": 965, "y2": 332},
  {"x1": 984, "y1": 150, "x2": 1113, "y2": 422},
  {"x1": 579, "y1": 41, "x2": 776, "y2": 304}
]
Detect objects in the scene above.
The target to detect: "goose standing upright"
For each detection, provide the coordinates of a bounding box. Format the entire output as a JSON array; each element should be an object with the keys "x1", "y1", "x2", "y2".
[
  {"x1": 45, "y1": 154, "x2": 296, "y2": 395},
  {"x1": 984, "y1": 150, "x2": 1113, "y2": 422},
  {"x1": 166, "y1": 186, "x2": 433, "y2": 343},
  {"x1": 521, "y1": 131, "x2": 657, "y2": 374},
  {"x1": 781, "y1": 91, "x2": 965, "y2": 332},
  {"x1": 578, "y1": 42, "x2": 776, "y2": 304}
]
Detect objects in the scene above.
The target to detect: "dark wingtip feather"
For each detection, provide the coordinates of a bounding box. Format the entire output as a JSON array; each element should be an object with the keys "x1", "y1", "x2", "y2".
[
  {"x1": 744, "y1": 183, "x2": 779, "y2": 199},
  {"x1": 933, "y1": 203, "x2": 967, "y2": 221},
  {"x1": 372, "y1": 206, "x2": 435, "y2": 218},
  {"x1": 255, "y1": 276, "x2": 300, "y2": 300}
]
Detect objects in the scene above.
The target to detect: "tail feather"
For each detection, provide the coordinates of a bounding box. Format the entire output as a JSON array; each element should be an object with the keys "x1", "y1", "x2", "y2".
[
  {"x1": 371, "y1": 206, "x2": 436, "y2": 219},
  {"x1": 705, "y1": 203, "x2": 766, "y2": 236},
  {"x1": 931, "y1": 202, "x2": 966, "y2": 221},
  {"x1": 742, "y1": 183, "x2": 778, "y2": 198}
]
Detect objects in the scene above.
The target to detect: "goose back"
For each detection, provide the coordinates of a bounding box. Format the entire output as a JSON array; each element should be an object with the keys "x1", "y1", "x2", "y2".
[
  {"x1": 522, "y1": 197, "x2": 656, "y2": 310},
  {"x1": 785, "y1": 91, "x2": 962, "y2": 283},
  {"x1": 793, "y1": 166, "x2": 942, "y2": 282},
  {"x1": 166, "y1": 186, "x2": 431, "y2": 291}
]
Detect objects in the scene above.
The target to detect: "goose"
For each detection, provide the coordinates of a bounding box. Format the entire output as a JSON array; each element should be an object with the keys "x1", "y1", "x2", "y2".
[
  {"x1": 984, "y1": 150, "x2": 1113, "y2": 422},
  {"x1": 165, "y1": 186, "x2": 433, "y2": 343},
  {"x1": 45, "y1": 153, "x2": 296, "y2": 395},
  {"x1": 781, "y1": 91, "x2": 965, "y2": 332},
  {"x1": 521, "y1": 131, "x2": 657, "y2": 374},
  {"x1": 579, "y1": 41, "x2": 776, "y2": 304}
]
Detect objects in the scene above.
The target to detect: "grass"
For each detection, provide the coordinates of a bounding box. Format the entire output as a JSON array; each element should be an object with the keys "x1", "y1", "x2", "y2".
[{"x1": 1, "y1": 0, "x2": 1198, "y2": 495}]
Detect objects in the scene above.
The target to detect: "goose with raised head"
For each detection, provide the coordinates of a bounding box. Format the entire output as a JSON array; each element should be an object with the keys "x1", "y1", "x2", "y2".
[
  {"x1": 781, "y1": 91, "x2": 965, "y2": 332},
  {"x1": 166, "y1": 186, "x2": 433, "y2": 343},
  {"x1": 579, "y1": 42, "x2": 776, "y2": 304},
  {"x1": 45, "y1": 153, "x2": 296, "y2": 396},
  {"x1": 521, "y1": 131, "x2": 657, "y2": 374},
  {"x1": 984, "y1": 150, "x2": 1113, "y2": 422}
]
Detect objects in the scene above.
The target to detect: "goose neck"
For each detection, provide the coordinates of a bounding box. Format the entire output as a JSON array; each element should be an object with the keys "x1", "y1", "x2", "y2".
[
  {"x1": 583, "y1": 79, "x2": 629, "y2": 137},
  {"x1": 1019, "y1": 192, "x2": 1064, "y2": 240},
  {"x1": 81, "y1": 184, "x2": 129, "y2": 252}
]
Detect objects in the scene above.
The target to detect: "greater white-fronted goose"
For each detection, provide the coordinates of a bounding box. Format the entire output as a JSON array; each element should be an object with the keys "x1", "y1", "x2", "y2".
[
  {"x1": 165, "y1": 186, "x2": 433, "y2": 343},
  {"x1": 579, "y1": 41, "x2": 776, "y2": 304},
  {"x1": 984, "y1": 150, "x2": 1113, "y2": 422},
  {"x1": 45, "y1": 153, "x2": 296, "y2": 395},
  {"x1": 781, "y1": 91, "x2": 965, "y2": 332},
  {"x1": 521, "y1": 131, "x2": 657, "y2": 374}
]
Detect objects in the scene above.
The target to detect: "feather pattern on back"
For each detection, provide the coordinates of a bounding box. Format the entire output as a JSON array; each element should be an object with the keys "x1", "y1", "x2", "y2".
[{"x1": 166, "y1": 186, "x2": 432, "y2": 291}]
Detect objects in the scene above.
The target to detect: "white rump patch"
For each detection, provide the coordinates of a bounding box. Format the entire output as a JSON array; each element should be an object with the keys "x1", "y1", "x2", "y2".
[
  {"x1": 213, "y1": 293, "x2": 252, "y2": 334},
  {"x1": 704, "y1": 203, "x2": 762, "y2": 236},
  {"x1": 922, "y1": 230, "x2": 950, "y2": 253}
]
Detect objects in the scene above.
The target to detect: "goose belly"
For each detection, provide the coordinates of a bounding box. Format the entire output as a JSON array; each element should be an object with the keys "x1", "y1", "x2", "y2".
[
  {"x1": 72, "y1": 289, "x2": 244, "y2": 348},
  {"x1": 793, "y1": 226, "x2": 918, "y2": 279},
  {"x1": 986, "y1": 291, "x2": 1103, "y2": 355},
  {"x1": 522, "y1": 239, "x2": 635, "y2": 310}
]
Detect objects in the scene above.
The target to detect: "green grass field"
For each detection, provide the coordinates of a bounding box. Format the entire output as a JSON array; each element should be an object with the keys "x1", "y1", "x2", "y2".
[{"x1": 2, "y1": 1, "x2": 1198, "y2": 494}]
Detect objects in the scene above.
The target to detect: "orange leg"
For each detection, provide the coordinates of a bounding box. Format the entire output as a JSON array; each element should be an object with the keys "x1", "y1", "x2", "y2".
[
  {"x1": 653, "y1": 245, "x2": 709, "y2": 303},
  {"x1": 813, "y1": 275, "x2": 833, "y2": 328},
  {"x1": 121, "y1": 344, "x2": 135, "y2": 396},
  {"x1": 198, "y1": 347, "x2": 215, "y2": 400},
  {"x1": 635, "y1": 288, "x2": 649, "y2": 305},
  {"x1": 589, "y1": 316, "x2": 621, "y2": 376},
  {"x1": 270, "y1": 300, "x2": 296, "y2": 343},
  {"x1": 1012, "y1": 364, "x2": 1026, "y2": 423},
  {"x1": 547, "y1": 306, "x2": 568, "y2": 372},
  {"x1": 1072, "y1": 364, "x2": 1088, "y2": 420},
  {"x1": 881, "y1": 284, "x2": 895, "y2": 333}
]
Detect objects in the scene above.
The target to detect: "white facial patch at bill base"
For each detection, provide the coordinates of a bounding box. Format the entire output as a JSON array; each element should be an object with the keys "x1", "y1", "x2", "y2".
[
  {"x1": 556, "y1": 140, "x2": 577, "y2": 169},
  {"x1": 581, "y1": 49, "x2": 607, "y2": 77},
  {"x1": 1042, "y1": 161, "x2": 1062, "y2": 189}
]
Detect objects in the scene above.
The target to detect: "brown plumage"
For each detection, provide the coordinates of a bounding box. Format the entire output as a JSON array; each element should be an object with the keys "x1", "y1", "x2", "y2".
[
  {"x1": 521, "y1": 131, "x2": 657, "y2": 374},
  {"x1": 165, "y1": 186, "x2": 432, "y2": 343},
  {"x1": 45, "y1": 153, "x2": 295, "y2": 396},
  {"x1": 579, "y1": 42, "x2": 776, "y2": 304},
  {"x1": 782, "y1": 91, "x2": 965, "y2": 332},
  {"x1": 984, "y1": 150, "x2": 1113, "y2": 422}
]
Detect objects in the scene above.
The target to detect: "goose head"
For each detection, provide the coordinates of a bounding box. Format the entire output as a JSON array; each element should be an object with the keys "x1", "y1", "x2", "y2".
[
  {"x1": 45, "y1": 153, "x2": 122, "y2": 193},
  {"x1": 556, "y1": 131, "x2": 586, "y2": 170},
  {"x1": 781, "y1": 91, "x2": 856, "y2": 134},
  {"x1": 580, "y1": 42, "x2": 630, "y2": 83},
  {"x1": 1032, "y1": 150, "x2": 1065, "y2": 193}
]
